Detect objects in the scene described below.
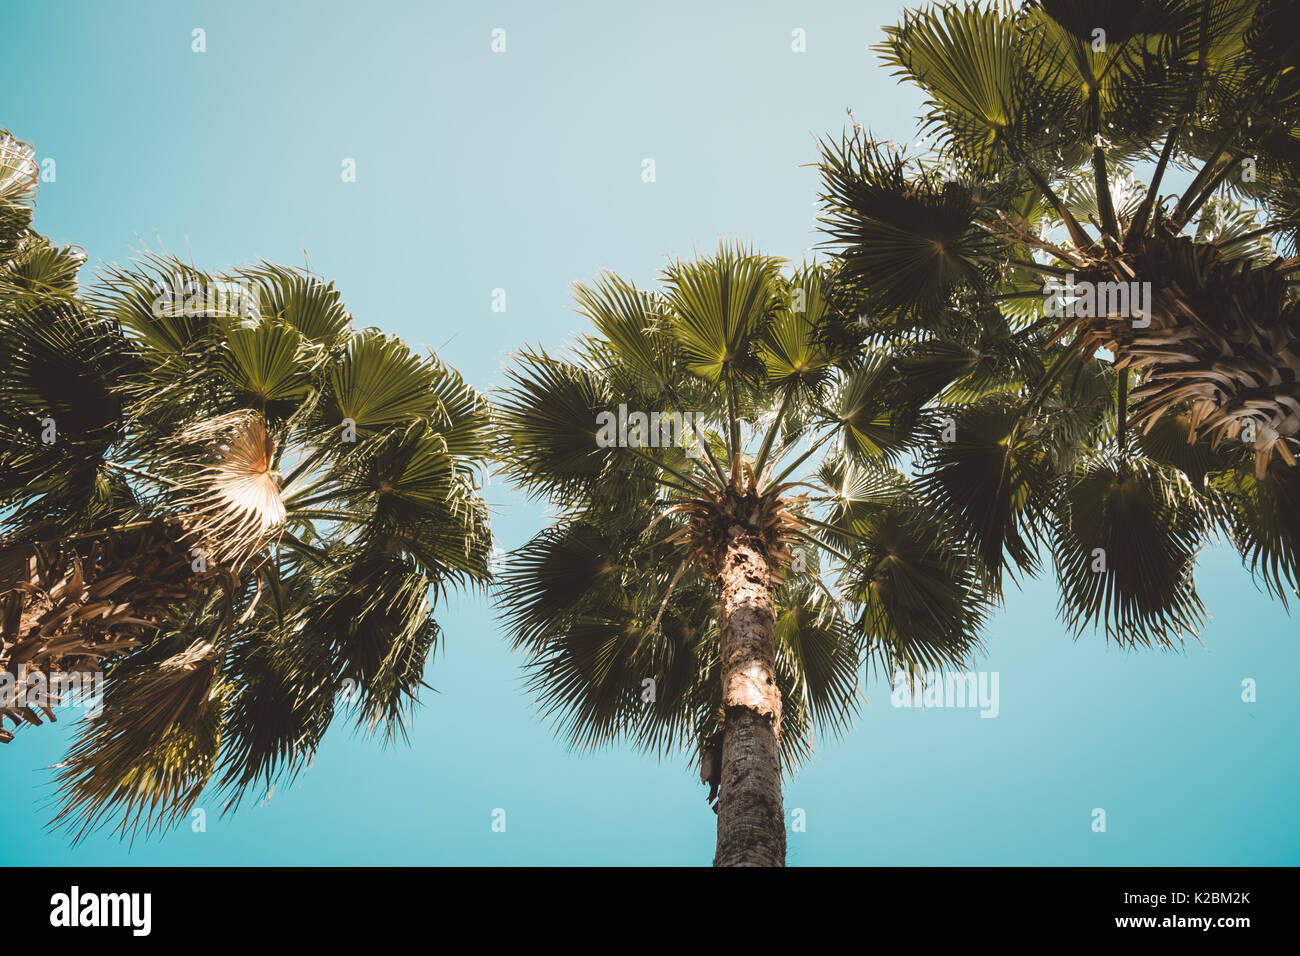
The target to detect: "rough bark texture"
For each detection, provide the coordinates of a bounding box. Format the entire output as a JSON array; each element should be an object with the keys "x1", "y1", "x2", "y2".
[{"x1": 712, "y1": 525, "x2": 785, "y2": 868}]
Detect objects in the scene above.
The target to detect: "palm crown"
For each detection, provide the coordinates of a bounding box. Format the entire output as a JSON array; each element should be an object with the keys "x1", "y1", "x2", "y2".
[
  {"x1": 815, "y1": 0, "x2": 1300, "y2": 646},
  {"x1": 0, "y1": 131, "x2": 492, "y2": 839}
]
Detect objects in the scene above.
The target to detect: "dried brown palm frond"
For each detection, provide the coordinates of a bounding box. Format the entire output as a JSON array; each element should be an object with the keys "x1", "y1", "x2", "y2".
[
  {"x1": 0, "y1": 521, "x2": 226, "y2": 739},
  {"x1": 1, "y1": 412, "x2": 284, "y2": 743},
  {"x1": 170, "y1": 411, "x2": 286, "y2": 570},
  {"x1": 1043, "y1": 225, "x2": 1300, "y2": 479},
  {"x1": 50, "y1": 639, "x2": 228, "y2": 842}
]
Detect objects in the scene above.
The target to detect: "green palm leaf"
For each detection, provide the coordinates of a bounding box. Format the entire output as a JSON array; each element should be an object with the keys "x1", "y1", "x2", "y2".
[
  {"x1": 51, "y1": 638, "x2": 229, "y2": 843},
  {"x1": 916, "y1": 399, "x2": 1057, "y2": 583},
  {"x1": 327, "y1": 330, "x2": 442, "y2": 431},
  {"x1": 817, "y1": 133, "x2": 995, "y2": 317},
  {"x1": 661, "y1": 243, "x2": 783, "y2": 383},
  {"x1": 1211, "y1": 454, "x2": 1300, "y2": 602},
  {"x1": 245, "y1": 263, "x2": 352, "y2": 346},
  {"x1": 495, "y1": 348, "x2": 611, "y2": 501},
  {"x1": 838, "y1": 501, "x2": 990, "y2": 677},
  {"x1": 220, "y1": 321, "x2": 313, "y2": 405},
  {"x1": 1052, "y1": 457, "x2": 1208, "y2": 645}
]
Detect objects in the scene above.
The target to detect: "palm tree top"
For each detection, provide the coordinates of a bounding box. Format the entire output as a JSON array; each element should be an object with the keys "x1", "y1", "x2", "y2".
[
  {"x1": 811, "y1": 0, "x2": 1300, "y2": 646},
  {"x1": 1, "y1": 149, "x2": 494, "y2": 840},
  {"x1": 495, "y1": 243, "x2": 994, "y2": 769}
]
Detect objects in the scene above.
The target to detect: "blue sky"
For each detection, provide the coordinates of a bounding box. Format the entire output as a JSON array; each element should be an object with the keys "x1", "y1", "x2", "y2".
[{"x1": 2, "y1": 0, "x2": 1296, "y2": 866}]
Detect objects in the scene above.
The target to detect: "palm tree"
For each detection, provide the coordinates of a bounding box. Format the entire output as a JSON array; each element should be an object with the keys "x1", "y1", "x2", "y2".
[
  {"x1": 813, "y1": 0, "x2": 1300, "y2": 641},
  {"x1": 0, "y1": 130, "x2": 493, "y2": 840},
  {"x1": 495, "y1": 246, "x2": 994, "y2": 866}
]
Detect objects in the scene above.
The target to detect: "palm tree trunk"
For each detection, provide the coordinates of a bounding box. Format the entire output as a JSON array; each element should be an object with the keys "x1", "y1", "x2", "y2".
[{"x1": 712, "y1": 527, "x2": 785, "y2": 867}]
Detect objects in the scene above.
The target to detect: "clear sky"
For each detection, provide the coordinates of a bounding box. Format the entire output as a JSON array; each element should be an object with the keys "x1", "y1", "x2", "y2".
[{"x1": 2, "y1": 0, "x2": 1296, "y2": 866}]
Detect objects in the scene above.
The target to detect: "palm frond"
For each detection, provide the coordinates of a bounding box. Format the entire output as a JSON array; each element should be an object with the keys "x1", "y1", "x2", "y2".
[{"x1": 1052, "y1": 457, "x2": 1208, "y2": 645}]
